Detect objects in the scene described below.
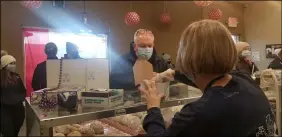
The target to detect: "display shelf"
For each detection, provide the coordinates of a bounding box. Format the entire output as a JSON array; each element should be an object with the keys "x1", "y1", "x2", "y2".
[{"x1": 25, "y1": 88, "x2": 201, "y2": 136}]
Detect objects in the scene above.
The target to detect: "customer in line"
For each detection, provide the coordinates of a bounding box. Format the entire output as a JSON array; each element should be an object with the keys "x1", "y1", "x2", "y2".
[
  {"x1": 139, "y1": 20, "x2": 275, "y2": 136},
  {"x1": 268, "y1": 48, "x2": 282, "y2": 69},
  {"x1": 1, "y1": 55, "x2": 26, "y2": 137},
  {"x1": 110, "y1": 29, "x2": 170, "y2": 91},
  {"x1": 235, "y1": 42, "x2": 259, "y2": 75},
  {"x1": 32, "y1": 42, "x2": 58, "y2": 91},
  {"x1": 63, "y1": 42, "x2": 82, "y2": 59}
]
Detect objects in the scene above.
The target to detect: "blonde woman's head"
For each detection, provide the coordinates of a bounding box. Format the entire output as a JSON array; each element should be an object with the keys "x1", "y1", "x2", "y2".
[{"x1": 176, "y1": 19, "x2": 237, "y2": 75}]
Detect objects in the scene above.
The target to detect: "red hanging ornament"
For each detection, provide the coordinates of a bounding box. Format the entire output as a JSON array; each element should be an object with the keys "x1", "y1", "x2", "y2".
[
  {"x1": 160, "y1": 12, "x2": 172, "y2": 24},
  {"x1": 208, "y1": 8, "x2": 222, "y2": 20},
  {"x1": 124, "y1": 12, "x2": 140, "y2": 25},
  {"x1": 22, "y1": 0, "x2": 42, "y2": 9},
  {"x1": 194, "y1": 1, "x2": 213, "y2": 7}
]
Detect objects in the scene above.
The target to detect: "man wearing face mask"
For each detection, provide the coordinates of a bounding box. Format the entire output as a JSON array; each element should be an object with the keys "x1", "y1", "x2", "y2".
[
  {"x1": 63, "y1": 42, "x2": 82, "y2": 59},
  {"x1": 1, "y1": 55, "x2": 26, "y2": 137},
  {"x1": 32, "y1": 42, "x2": 58, "y2": 91},
  {"x1": 235, "y1": 42, "x2": 259, "y2": 75},
  {"x1": 110, "y1": 29, "x2": 170, "y2": 91}
]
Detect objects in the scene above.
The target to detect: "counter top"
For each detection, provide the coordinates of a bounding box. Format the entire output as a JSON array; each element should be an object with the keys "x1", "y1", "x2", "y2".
[{"x1": 26, "y1": 87, "x2": 202, "y2": 128}]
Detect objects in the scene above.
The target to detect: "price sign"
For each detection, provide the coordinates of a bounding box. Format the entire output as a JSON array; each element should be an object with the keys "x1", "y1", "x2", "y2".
[{"x1": 114, "y1": 108, "x2": 126, "y2": 116}]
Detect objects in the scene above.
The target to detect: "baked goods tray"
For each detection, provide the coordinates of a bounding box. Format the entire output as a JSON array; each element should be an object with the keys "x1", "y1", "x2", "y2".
[
  {"x1": 100, "y1": 119, "x2": 144, "y2": 136},
  {"x1": 26, "y1": 96, "x2": 200, "y2": 128},
  {"x1": 25, "y1": 96, "x2": 200, "y2": 136}
]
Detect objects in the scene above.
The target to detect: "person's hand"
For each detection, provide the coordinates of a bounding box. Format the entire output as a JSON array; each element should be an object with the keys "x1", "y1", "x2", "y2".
[
  {"x1": 139, "y1": 80, "x2": 164, "y2": 109},
  {"x1": 151, "y1": 69, "x2": 175, "y2": 83}
]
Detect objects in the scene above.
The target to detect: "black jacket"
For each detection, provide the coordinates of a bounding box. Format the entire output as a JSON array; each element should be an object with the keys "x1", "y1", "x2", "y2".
[
  {"x1": 143, "y1": 71, "x2": 275, "y2": 136},
  {"x1": 236, "y1": 60, "x2": 259, "y2": 75},
  {"x1": 268, "y1": 57, "x2": 282, "y2": 70},
  {"x1": 109, "y1": 42, "x2": 170, "y2": 91},
  {"x1": 1, "y1": 72, "x2": 26, "y2": 106},
  {"x1": 32, "y1": 57, "x2": 58, "y2": 91},
  {"x1": 1, "y1": 72, "x2": 26, "y2": 136},
  {"x1": 32, "y1": 61, "x2": 47, "y2": 91}
]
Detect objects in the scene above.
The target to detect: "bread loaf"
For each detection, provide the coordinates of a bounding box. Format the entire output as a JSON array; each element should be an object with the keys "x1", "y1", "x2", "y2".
[
  {"x1": 90, "y1": 121, "x2": 104, "y2": 134},
  {"x1": 54, "y1": 125, "x2": 71, "y2": 135},
  {"x1": 79, "y1": 126, "x2": 95, "y2": 136},
  {"x1": 67, "y1": 131, "x2": 81, "y2": 136}
]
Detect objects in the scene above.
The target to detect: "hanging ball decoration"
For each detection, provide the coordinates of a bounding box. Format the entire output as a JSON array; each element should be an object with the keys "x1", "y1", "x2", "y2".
[
  {"x1": 160, "y1": 12, "x2": 172, "y2": 24},
  {"x1": 208, "y1": 8, "x2": 222, "y2": 20},
  {"x1": 22, "y1": 0, "x2": 42, "y2": 9},
  {"x1": 194, "y1": 1, "x2": 213, "y2": 7},
  {"x1": 124, "y1": 12, "x2": 140, "y2": 25}
]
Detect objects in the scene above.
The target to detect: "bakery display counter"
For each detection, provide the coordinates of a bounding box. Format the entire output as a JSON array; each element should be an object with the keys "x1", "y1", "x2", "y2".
[
  {"x1": 26, "y1": 85, "x2": 201, "y2": 136},
  {"x1": 258, "y1": 69, "x2": 282, "y2": 136}
]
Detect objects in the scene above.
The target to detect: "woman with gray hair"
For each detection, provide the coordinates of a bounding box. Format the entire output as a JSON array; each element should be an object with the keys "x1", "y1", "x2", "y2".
[{"x1": 1, "y1": 55, "x2": 26, "y2": 137}]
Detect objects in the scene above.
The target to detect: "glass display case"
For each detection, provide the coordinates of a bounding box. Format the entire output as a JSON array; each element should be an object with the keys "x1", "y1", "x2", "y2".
[
  {"x1": 25, "y1": 84, "x2": 202, "y2": 136},
  {"x1": 258, "y1": 69, "x2": 282, "y2": 136}
]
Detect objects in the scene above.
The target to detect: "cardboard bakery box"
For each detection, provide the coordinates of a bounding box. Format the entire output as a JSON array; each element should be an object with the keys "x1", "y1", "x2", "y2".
[
  {"x1": 30, "y1": 88, "x2": 78, "y2": 106},
  {"x1": 30, "y1": 88, "x2": 57, "y2": 105},
  {"x1": 81, "y1": 89, "x2": 124, "y2": 108}
]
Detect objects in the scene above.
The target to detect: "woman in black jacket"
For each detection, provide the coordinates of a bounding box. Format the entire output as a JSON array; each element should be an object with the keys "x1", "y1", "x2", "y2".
[
  {"x1": 140, "y1": 20, "x2": 275, "y2": 136},
  {"x1": 1, "y1": 55, "x2": 26, "y2": 137}
]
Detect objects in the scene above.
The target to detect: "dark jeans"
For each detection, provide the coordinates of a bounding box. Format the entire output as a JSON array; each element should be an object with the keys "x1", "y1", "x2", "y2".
[{"x1": 0, "y1": 104, "x2": 25, "y2": 137}]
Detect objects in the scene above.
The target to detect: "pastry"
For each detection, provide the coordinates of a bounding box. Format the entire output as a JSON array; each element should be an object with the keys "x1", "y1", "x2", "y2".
[
  {"x1": 127, "y1": 116, "x2": 142, "y2": 130},
  {"x1": 67, "y1": 131, "x2": 81, "y2": 136},
  {"x1": 137, "y1": 125, "x2": 145, "y2": 133},
  {"x1": 71, "y1": 124, "x2": 81, "y2": 129},
  {"x1": 90, "y1": 121, "x2": 104, "y2": 134},
  {"x1": 53, "y1": 133, "x2": 65, "y2": 137},
  {"x1": 55, "y1": 125, "x2": 71, "y2": 135},
  {"x1": 79, "y1": 126, "x2": 95, "y2": 136},
  {"x1": 69, "y1": 126, "x2": 79, "y2": 132}
]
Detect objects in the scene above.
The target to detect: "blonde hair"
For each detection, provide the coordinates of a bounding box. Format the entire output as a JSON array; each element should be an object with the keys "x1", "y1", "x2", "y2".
[
  {"x1": 134, "y1": 29, "x2": 154, "y2": 43},
  {"x1": 176, "y1": 19, "x2": 237, "y2": 74}
]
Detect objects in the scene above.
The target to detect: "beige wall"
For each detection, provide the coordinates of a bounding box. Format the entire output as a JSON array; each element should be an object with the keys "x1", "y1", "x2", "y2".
[
  {"x1": 244, "y1": 1, "x2": 282, "y2": 69},
  {"x1": 203, "y1": 1, "x2": 245, "y2": 39},
  {"x1": 1, "y1": 1, "x2": 244, "y2": 77}
]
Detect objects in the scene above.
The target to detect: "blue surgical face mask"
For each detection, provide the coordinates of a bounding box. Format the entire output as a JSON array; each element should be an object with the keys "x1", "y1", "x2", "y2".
[
  {"x1": 137, "y1": 47, "x2": 153, "y2": 60},
  {"x1": 241, "y1": 50, "x2": 253, "y2": 61}
]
